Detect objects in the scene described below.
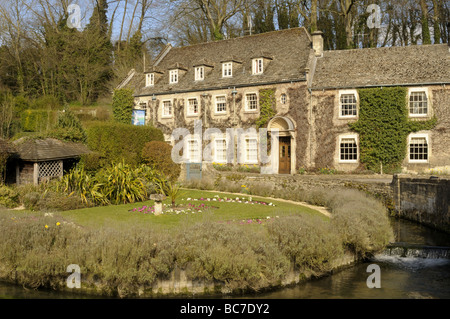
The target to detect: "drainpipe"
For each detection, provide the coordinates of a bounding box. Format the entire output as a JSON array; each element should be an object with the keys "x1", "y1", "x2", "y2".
[{"x1": 308, "y1": 87, "x2": 313, "y2": 168}]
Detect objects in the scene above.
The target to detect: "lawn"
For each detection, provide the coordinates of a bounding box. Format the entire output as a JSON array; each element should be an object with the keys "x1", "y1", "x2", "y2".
[{"x1": 53, "y1": 188, "x2": 324, "y2": 230}]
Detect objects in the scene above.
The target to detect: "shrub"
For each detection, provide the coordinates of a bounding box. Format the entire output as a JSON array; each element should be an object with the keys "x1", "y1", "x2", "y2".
[
  {"x1": 36, "y1": 191, "x2": 88, "y2": 211},
  {"x1": 47, "y1": 109, "x2": 87, "y2": 143},
  {"x1": 141, "y1": 141, "x2": 180, "y2": 181},
  {"x1": 20, "y1": 109, "x2": 59, "y2": 132},
  {"x1": 78, "y1": 152, "x2": 104, "y2": 172},
  {"x1": 268, "y1": 215, "x2": 344, "y2": 273},
  {"x1": 0, "y1": 185, "x2": 19, "y2": 208},
  {"x1": 86, "y1": 121, "x2": 164, "y2": 166},
  {"x1": 112, "y1": 88, "x2": 134, "y2": 124},
  {"x1": 60, "y1": 162, "x2": 162, "y2": 206}
]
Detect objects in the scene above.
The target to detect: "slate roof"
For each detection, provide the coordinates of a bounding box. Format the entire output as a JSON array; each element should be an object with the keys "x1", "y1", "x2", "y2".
[
  {"x1": 13, "y1": 138, "x2": 90, "y2": 162},
  {"x1": 311, "y1": 44, "x2": 450, "y2": 90},
  {"x1": 133, "y1": 27, "x2": 312, "y2": 96}
]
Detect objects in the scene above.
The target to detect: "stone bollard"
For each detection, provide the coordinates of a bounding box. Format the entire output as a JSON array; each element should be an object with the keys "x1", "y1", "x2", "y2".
[{"x1": 150, "y1": 194, "x2": 166, "y2": 216}]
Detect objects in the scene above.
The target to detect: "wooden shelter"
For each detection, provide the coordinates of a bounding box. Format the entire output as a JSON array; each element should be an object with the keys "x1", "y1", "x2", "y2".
[{"x1": 9, "y1": 138, "x2": 90, "y2": 185}]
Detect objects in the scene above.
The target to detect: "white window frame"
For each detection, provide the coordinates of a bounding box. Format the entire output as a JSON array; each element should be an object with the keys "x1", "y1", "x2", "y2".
[
  {"x1": 187, "y1": 138, "x2": 201, "y2": 163},
  {"x1": 162, "y1": 100, "x2": 173, "y2": 118},
  {"x1": 252, "y1": 58, "x2": 264, "y2": 75},
  {"x1": 408, "y1": 133, "x2": 429, "y2": 163},
  {"x1": 338, "y1": 134, "x2": 358, "y2": 163},
  {"x1": 222, "y1": 62, "x2": 232, "y2": 78},
  {"x1": 215, "y1": 95, "x2": 227, "y2": 114},
  {"x1": 214, "y1": 138, "x2": 227, "y2": 163},
  {"x1": 338, "y1": 90, "x2": 358, "y2": 118},
  {"x1": 245, "y1": 137, "x2": 258, "y2": 164},
  {"x1": 187, "y1": 97, "x2": 199, "y2": 116},
  {"x1": 245, "y1": 92, "x2": 258, "y2": 111},
  {"x1": 280, "y1": 93, "x2": 287, "y2": 105},
  {"x1": 195, "y1": 66, "x2": 204, "y2": 81},
  {"x1": 408, "y1": 87, "x2": 429, "y2": 117},
  {"x1": 169, "y1": 69, "x2": 178, "y2": 84},
  {"x1": 145, "y1": 73, "x2": 154, "y2": 87}
]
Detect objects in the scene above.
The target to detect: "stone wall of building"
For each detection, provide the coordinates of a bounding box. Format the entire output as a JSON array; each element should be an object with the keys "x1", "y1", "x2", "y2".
[{"x1": 402, "y1": 85, "x2": 450, "y2": 174}]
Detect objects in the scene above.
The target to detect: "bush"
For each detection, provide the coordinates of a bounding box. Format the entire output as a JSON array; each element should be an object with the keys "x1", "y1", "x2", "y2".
[
  {"x1": 0, "y1": 185, "x2": 19, "y2": 208},
  {"x1": 37, "y1": 191, "x2": 88, "y2": 211},
  {"x1": 60, "y1": 162, "x2": 162, "y2": 206},
  {"x1": 142, "y1": 141, "x2": 180, "y2": 181},
  {"x1": 112, "y1": 88, "x2": 134, "y2": 124},
  {"x1": 47, "y1": 109, "x2": 87, "y2": 143},
  {"x1": 268, "y1": 215, "x2": 344, "y2": 273},
  {"x1": 86, "y1": 121, "x2": 164, "y2": 166},
  {"x1": 78, "y1": 152, "x2": 104, "y2": 172},
  {"x1": 20, "y1": 109, "x2": 59, "y2": 132}
]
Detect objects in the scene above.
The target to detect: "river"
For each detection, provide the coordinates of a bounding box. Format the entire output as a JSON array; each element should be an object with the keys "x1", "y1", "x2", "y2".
[{"x1": 1, "y1": 217, "x2": 450, "y2": 299}]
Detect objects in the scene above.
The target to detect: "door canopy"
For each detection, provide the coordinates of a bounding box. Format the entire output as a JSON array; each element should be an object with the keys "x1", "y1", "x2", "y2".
[{"x1": 267, "y1": 116, "x2": 295, "y2": 136}]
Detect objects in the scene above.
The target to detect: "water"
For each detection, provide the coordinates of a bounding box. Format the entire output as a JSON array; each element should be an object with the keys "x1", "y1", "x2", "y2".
[
  {"x1": 1, "y1": 217, "x2": 450, "y2": 299},
  {"x1": 251, "y1": 217, "x2": 450, "y2": 299}
]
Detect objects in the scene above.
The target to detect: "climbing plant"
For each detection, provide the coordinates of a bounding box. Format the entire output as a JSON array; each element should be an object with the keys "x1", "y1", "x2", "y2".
[
  {"x1": 256, "y1": 88, "x2": 276, "y2": 128},
  {"x1": 350, "y1": 87, "x2": 436, "y2": 173}
]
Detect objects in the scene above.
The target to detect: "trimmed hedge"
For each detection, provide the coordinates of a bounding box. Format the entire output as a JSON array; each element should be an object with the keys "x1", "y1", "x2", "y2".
[
  {"x1": 86, "y1": 122, "x2": 164, "y2": 166},
  {"x1": 142, "y1": 141, "x2": 180, "y2": 181},
  {"x1": 20, "y1": 109, "x2": 59, "y2": 132}
]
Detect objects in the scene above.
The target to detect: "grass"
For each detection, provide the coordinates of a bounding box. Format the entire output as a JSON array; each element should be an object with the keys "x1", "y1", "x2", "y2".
[
  {"x1": 0, "y1": 185, "x2": 393, "y2": 297},
  {"x1": 46, "y1": 189, "x2": 323, "y2": 230}
]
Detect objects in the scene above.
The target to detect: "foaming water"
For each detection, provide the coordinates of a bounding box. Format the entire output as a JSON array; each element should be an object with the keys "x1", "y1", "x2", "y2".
[{"x1": 371, "y1": 254, "x2": 450, "y2": 271}]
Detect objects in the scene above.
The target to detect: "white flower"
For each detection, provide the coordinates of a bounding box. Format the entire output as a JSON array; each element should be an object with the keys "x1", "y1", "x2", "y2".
[
  {"x1": 187, "y1": 198, "x2": 191, "y2": 201},
  {"x1": 266, "y1": 216, "x2": 271, "y2": 219}
]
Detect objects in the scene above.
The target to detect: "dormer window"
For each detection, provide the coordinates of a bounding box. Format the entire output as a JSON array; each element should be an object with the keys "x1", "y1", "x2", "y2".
[
  {"x1": 195, "y1": 66, "x2": 204, "y2": 81},
  {"x1": 169, "y1": 70, "x2": 178, "y2": 84},
  {"x1": 252, "y1": 58, "x2": 263, "y2": 75},
  {"x1": 145, "y1": 73, "x2": 154, "y2": 87},
  {"x1": 222, "y1": 62, "x2": 232, "y2": 78}
]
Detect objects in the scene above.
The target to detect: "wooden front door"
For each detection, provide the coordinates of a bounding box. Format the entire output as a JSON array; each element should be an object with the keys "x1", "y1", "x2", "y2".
[{"x1": 278, "y1": 137, "x2": 291, "y2": 174}]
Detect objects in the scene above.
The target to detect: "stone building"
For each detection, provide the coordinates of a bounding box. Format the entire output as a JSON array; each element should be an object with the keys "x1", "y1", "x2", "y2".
[
  {"x1": 310, "y1": 39, "x2": 450, "y2": 173},
  {"x1": 120, "y1": 28, "x2": 450, "y2": 175},
  {"x1": 7, "y1": 138, "x2": 90, "y2": 185}
]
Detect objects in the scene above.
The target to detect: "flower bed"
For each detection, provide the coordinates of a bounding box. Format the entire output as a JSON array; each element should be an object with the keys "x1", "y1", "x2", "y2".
[
  {"x1": 129, "y1": 195, "x2": 276, "y2": 216},
  {"x1": 182, "y1": 195, "x2": 275, "y2": 206}
]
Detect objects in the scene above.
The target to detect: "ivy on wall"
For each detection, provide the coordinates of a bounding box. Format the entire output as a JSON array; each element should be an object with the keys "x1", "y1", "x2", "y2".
[
  {"x1": 256, "y1": 88, "x2": 276, "y2": 128},
  {"x1": 350, "y1": 87, "x2": 437, "y2": 173}
]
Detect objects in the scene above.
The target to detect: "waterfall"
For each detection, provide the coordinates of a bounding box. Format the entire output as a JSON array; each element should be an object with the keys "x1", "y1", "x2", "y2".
[{"x1": 381, "y1": 242, "x2": 450, "y2": 259}]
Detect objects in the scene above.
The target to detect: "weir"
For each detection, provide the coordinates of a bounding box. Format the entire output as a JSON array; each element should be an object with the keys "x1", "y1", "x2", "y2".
[{"x1": 382, "y1": 242, "x2": 450, "y2": 259}]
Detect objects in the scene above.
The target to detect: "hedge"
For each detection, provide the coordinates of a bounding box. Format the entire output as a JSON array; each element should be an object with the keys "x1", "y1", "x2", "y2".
[
  {"x1": 86, "y1": 122, "x2": 164, "y2": 167},
  {"x1": 20, "y1": 110, "x2": 59, "y2": 132}
]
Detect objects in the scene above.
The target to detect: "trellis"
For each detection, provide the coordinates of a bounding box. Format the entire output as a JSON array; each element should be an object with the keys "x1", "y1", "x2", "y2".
[{"x1": 37, "y1": 160, "x2": 63, "y2": 183}]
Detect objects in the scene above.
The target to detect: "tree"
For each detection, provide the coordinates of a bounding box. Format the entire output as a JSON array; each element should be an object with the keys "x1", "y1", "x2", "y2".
[
  {"x1": 171, "y1": 0, "x2": 249, "y2": 41},
  {"x1": 419, "y1": 0, "x2": 431, "y2": 44},
  {"x1": 0, "y1": 91, "x2": 14, "y2": 139}
]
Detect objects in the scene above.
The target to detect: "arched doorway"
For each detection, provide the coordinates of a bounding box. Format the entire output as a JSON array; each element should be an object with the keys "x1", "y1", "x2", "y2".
[{"x1": 267, "y1": 116, "x2": 295, "y2": 174}]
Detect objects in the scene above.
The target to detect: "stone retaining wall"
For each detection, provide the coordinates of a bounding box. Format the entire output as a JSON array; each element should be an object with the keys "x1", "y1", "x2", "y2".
[{"x1": 392, "y1": 175, "x2": 450, "y2": 233}]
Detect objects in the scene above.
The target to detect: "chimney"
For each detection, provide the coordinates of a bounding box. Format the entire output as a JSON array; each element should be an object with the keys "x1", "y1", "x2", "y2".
[{"x1": 312, "y1": 31, "x2": 324, "y2": 57}]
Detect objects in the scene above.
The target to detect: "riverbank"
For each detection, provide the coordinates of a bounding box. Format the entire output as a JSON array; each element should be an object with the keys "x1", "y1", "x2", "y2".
[{"x1": 0, "y1": 187, "x2": 393, "y2": 298}]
